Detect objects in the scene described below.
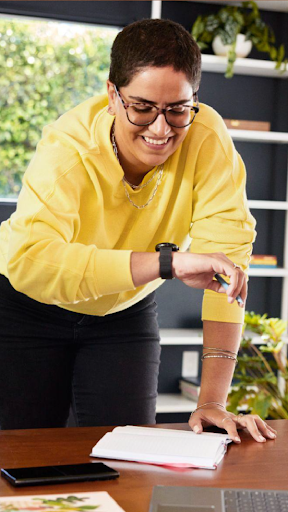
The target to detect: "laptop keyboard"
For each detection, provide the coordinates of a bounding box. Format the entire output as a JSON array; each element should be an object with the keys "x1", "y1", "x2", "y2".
[{"x1": 224, "y1": 490, "x2": 288, "y2": 512}]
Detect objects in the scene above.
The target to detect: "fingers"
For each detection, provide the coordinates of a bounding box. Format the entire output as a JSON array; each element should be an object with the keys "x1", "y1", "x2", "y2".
[
  {"x1": 189, "y1": 409, "x2": 277, "y2": 444},
  {"x1": 236, "y1": 414, "x2": 277, "y2": 442},
  {"x1": 189, "y1": 419, "x2": 203, "y2": 435},
  {"x1": 220, "y1": 416, "x2": 241, "y2": 443},
  {"x1": 189, "y1": 410, "x2": 210, "y2": 434},
  {"x1": 209, "y1": 253, "x2": 247, "y2": 306}
]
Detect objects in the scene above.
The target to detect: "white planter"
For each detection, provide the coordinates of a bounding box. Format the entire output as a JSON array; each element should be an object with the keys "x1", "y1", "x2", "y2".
[{"x1": 212, "y1": 33, "x2": 252, "y2": 58}]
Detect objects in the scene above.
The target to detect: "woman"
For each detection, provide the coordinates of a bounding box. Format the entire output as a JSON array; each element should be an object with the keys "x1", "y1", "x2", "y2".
[{"x1": 0, "y1": 18, "x2": 276, "y2": 442}]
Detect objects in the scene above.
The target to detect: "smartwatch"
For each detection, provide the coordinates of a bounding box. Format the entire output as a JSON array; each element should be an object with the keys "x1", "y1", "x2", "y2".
[{"x1": 155, "y1": 243, "x2": 179, "y2": 280}]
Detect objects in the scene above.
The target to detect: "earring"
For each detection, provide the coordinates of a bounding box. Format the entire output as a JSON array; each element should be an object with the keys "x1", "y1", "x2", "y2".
[{"x1": 107, "y1": 106, "x2": 115, "y2": 115}]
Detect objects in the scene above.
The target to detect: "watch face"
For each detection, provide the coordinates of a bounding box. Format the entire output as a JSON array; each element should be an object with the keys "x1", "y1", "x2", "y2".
[{"x1": 155, "y1": 243, "x2": 179, "y2": 252}]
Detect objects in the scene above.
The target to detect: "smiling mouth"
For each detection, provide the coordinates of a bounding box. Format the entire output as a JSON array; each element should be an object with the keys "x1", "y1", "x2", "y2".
[{"x1": 142, "y1": 136, "x2": 170, "y2": 146}]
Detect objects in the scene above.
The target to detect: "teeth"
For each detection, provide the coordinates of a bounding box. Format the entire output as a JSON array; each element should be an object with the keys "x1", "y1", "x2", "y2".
[{"x1": 143, "y1": 137, "x2": 169, "y2": 145}]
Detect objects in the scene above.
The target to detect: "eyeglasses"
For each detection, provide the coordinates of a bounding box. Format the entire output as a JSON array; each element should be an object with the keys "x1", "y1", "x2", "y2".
[{"x1": 114, "y1": 85, "x2": 199, "y2": 128}]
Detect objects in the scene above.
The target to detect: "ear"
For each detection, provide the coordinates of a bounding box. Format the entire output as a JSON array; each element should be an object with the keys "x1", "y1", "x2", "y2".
[{"x1": 107, "y1": 80, "x2": 116, "y2": 115}]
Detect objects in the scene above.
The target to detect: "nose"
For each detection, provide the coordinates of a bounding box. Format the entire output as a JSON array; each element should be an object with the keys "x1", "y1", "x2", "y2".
[{"x1": 148, "y1": 111, "x2": 171, "y2": 137}]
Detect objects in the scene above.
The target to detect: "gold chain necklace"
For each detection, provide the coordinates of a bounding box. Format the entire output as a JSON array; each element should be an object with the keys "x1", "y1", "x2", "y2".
[{"x1": 111, "y1": 121, "x2": 164, "y2": 209}]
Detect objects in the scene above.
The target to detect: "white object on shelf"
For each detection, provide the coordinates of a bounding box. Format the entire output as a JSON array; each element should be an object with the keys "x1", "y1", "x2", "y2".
[
  {"x1": 201, "y1": 54, "x2": 288, "y2": 78},
  {"x1": 156, "y1": 393, "x2": 197, "y2": 413},
  {"x1": 182, "y1": 351, "x2": 199, "y2": 377},
  {"x1": 212, "y1": 34, "x2": 252, "y2": 58}
]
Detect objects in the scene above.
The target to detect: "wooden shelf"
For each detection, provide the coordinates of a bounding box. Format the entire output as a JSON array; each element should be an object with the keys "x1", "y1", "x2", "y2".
[{"x1": 201, "y1": 54, "x2": 288, "y2": 78}]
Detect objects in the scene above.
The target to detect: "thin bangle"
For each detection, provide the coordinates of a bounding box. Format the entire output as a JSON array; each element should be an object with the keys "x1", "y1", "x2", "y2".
[
  {"x1": 190, "y1": 401, "x2": 226, "y2": 416},
  {"x1": 203, "y1": 347, "x2": 238, "y2": 356},
  {"x1": 201, "y1": 354, "x2": 237, "y2": 360},
  {"x1": 201, "y1": 354, "x2": 238, "y2": 363}
]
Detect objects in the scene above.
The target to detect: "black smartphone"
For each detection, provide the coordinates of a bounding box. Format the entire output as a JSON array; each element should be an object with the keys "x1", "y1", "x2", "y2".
[{"x1": 1, "y1": 462, "x2": 119, "y2": 487}]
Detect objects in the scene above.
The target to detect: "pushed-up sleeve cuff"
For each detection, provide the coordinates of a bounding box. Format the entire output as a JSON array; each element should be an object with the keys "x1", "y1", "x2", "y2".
[
  {"x1": 202, "y1": 289, "x2": 245, "y2": 324},
  {"x1": 94, "y1": 249, "x2": 135, "y2": 296}
]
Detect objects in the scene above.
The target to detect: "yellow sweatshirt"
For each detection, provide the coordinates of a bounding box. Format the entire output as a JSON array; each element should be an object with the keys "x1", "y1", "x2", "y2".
[{"x1": 0, "y1": 95, "x2": 256, "y2": 322}]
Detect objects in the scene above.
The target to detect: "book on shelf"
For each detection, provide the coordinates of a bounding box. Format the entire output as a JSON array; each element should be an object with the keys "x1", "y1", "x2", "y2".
[
  {"x1": 224, "y1": 119, "x2": 271, "y2": 131},
  {"x1": 179, "y1": 376, "x2": 201, "y2": 401},
  {"x1": 250, "y1": 255, "x2": 277, "y2": 268},
  {"x1": 0, "y1": 492, "x2": 125, "y2": 512},
  {"x1": 91, "y1": 425, "x2": 231, "y2": 470}
]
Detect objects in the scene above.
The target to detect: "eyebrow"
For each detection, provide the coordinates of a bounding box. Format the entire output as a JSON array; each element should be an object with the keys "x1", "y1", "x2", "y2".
[{"x1": 128, "y1": 95, "x2": 192, "y2": 106}]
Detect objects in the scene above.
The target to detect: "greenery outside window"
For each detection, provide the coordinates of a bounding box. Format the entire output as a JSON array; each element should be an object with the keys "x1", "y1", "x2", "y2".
[{"x1": 0, "y1": 15, "x2": 119, "y2": 199}]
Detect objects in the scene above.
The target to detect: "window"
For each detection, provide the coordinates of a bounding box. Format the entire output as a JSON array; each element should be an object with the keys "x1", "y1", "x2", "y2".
[{"x1": 0, "y1": 15, "x2": 119, "y2": 198}]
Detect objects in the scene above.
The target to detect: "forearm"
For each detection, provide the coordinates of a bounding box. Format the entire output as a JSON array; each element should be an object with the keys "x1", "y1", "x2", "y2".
[
  {"x1": 198, "y1": 320, "x2": 242, "y2": 406},
  {"x1": 130, "y1": 252, "x2": 160, "y2": 286}
]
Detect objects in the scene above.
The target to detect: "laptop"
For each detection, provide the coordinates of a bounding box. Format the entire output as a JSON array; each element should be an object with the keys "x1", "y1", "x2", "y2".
[{"x1": 149, "y1": 485, "x2": 288, "y2": 512}]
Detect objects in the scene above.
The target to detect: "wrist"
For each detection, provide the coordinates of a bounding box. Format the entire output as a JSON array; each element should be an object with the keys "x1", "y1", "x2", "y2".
[
  {"x1": 171, "y1": 251, "x2": 182, "y2": 278},
  {"x1": 155, "y1": 243, "x2": 179, "y2": 279},
  {"x1": 191, "y1": 401, "x2": 226, "y2": 416}
]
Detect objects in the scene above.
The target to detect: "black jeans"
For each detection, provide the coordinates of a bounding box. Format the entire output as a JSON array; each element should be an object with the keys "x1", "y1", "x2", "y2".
[{"x1": 0, "y1": 275, "x2": 161, "y2": 430}]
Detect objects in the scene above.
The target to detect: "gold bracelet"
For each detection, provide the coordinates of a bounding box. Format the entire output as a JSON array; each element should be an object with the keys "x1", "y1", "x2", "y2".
[
  {"x1": 190, "y1": 401, "x2": 226, "y2": 416},
  {"x1": 203, "y1": 347, "x2": 238, "y2": 356},
  {"x1": 201, "y1": 354, "x2": 238, "y2": 363}
]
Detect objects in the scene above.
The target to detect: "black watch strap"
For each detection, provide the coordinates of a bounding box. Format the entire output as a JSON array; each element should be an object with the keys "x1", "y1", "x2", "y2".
[{"x1": 155, "y1": 243, "x2": 179, "y2": 279}]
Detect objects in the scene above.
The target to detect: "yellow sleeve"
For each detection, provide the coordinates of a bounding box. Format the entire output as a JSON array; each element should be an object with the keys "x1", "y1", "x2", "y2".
[
  {"x1": 6, "y1": 133, "x2": 135, "y2": 305},
  {"x1": 190, "y1": 129, "x2": 257, "y2": 324}
]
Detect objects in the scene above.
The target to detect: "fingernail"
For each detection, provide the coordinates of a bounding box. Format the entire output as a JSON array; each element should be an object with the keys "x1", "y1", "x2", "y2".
[
  {"x1": 268, "y1": 432, "x2": 276, "y2": 439},
  {"x1": 194, "y1": 426, "x2": 200, "y2": 433},
  {"x1": 228, "y1": 297, "x2": 233, "y2": 303},
  {"x1": 259, "y1": 435, "x2": 266, "y2": 442},
  {"x1": 234, "y1": 436, "x2": 241, "y2": 443}
]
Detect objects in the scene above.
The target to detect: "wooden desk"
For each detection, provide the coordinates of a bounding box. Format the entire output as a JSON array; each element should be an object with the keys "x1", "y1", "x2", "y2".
[{"x1": 0, "y1": 421, "x2": 287, "y2": 512}]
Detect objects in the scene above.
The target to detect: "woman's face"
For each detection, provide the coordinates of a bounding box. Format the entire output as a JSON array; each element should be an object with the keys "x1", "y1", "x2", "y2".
[{"x1": 107, "y1": 66, "x2": 194, "y2": 180}]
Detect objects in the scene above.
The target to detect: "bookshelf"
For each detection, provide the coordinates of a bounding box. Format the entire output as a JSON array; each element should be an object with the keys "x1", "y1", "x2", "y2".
[{"x1": 156, "y1": 54, "x2": 288, "y2": 416}]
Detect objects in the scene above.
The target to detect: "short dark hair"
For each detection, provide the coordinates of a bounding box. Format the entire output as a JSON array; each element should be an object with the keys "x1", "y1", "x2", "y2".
[{"x1": 109, "y1": 19, "x2": 201, "y2": 92}]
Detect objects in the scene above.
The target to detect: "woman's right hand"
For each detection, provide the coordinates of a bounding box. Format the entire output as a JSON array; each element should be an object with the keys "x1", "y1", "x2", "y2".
[{"x1": 172, "y1": 252, "x2": 247, "y2": 306}]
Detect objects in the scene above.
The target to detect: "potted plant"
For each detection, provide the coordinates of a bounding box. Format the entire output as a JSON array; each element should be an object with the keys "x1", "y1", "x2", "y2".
[
  {"x1": 191, "y1": 1, "x2": 288, "y2": 78},
  {"x1": 227, "y1": 311, "x2": 288, "y2": 419}
]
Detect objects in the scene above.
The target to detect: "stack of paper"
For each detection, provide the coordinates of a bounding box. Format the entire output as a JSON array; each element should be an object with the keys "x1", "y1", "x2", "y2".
[{"x1": 91, "y1": 426, "x2": 231, "y2": 470}]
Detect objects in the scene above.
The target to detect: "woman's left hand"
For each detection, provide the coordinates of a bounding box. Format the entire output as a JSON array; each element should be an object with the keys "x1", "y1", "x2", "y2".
[{"x1": 189, "y1": 405, "x2": 277, "y2": 443}]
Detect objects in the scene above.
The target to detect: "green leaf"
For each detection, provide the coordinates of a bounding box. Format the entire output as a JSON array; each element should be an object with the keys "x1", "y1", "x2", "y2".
[
  {"x1": 247, "y1": 392, "x2": 272, "y2": 419},
  {"x1": 270, "y1": 47, "x2": 278, "y2": 60},
  {"x1": 278, "y1": 44, "x2": 285, "y2": 62},
  {"x1": 227, "y1": 386, "x2": 250, "y2": 413},
  {"x1": 191, "y1": 16, "x2": 205, "y2": 39}
]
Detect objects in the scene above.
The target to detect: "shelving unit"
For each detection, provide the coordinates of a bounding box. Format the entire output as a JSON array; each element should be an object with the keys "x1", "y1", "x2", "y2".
[
  {"x1": 201, "y1": 54, "x2": 288, "y2": 78},
  {"x1": 156, "y1": 53, "x2": 288, "y2": 416},
  {"x1": 227, "y1": 128, "x2": 288, "y2": 321}
]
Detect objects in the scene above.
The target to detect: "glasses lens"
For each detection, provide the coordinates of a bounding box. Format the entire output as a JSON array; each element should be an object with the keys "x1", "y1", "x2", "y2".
[
  {"x1": 166, "y1": 106, "x2": 195, "y2": 127},
  {"x1": 126, "y1": 105, "x2": 158, "y2": 126}
]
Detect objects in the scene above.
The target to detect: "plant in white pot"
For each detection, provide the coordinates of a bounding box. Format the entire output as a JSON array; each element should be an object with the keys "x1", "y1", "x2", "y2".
[{"x1": 191, "y1": 1, "x2": 287, "y2": 78}]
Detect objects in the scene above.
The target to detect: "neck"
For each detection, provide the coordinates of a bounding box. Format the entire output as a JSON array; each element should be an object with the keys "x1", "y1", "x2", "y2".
[{"x1": 122, "y1": 165, "x2": 152, "y2": 187}]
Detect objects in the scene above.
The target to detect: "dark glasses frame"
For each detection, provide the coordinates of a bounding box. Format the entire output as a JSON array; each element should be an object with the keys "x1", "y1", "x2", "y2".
[{"x1": 113, "y1": 84, "x2": 199, "y2": 128}]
